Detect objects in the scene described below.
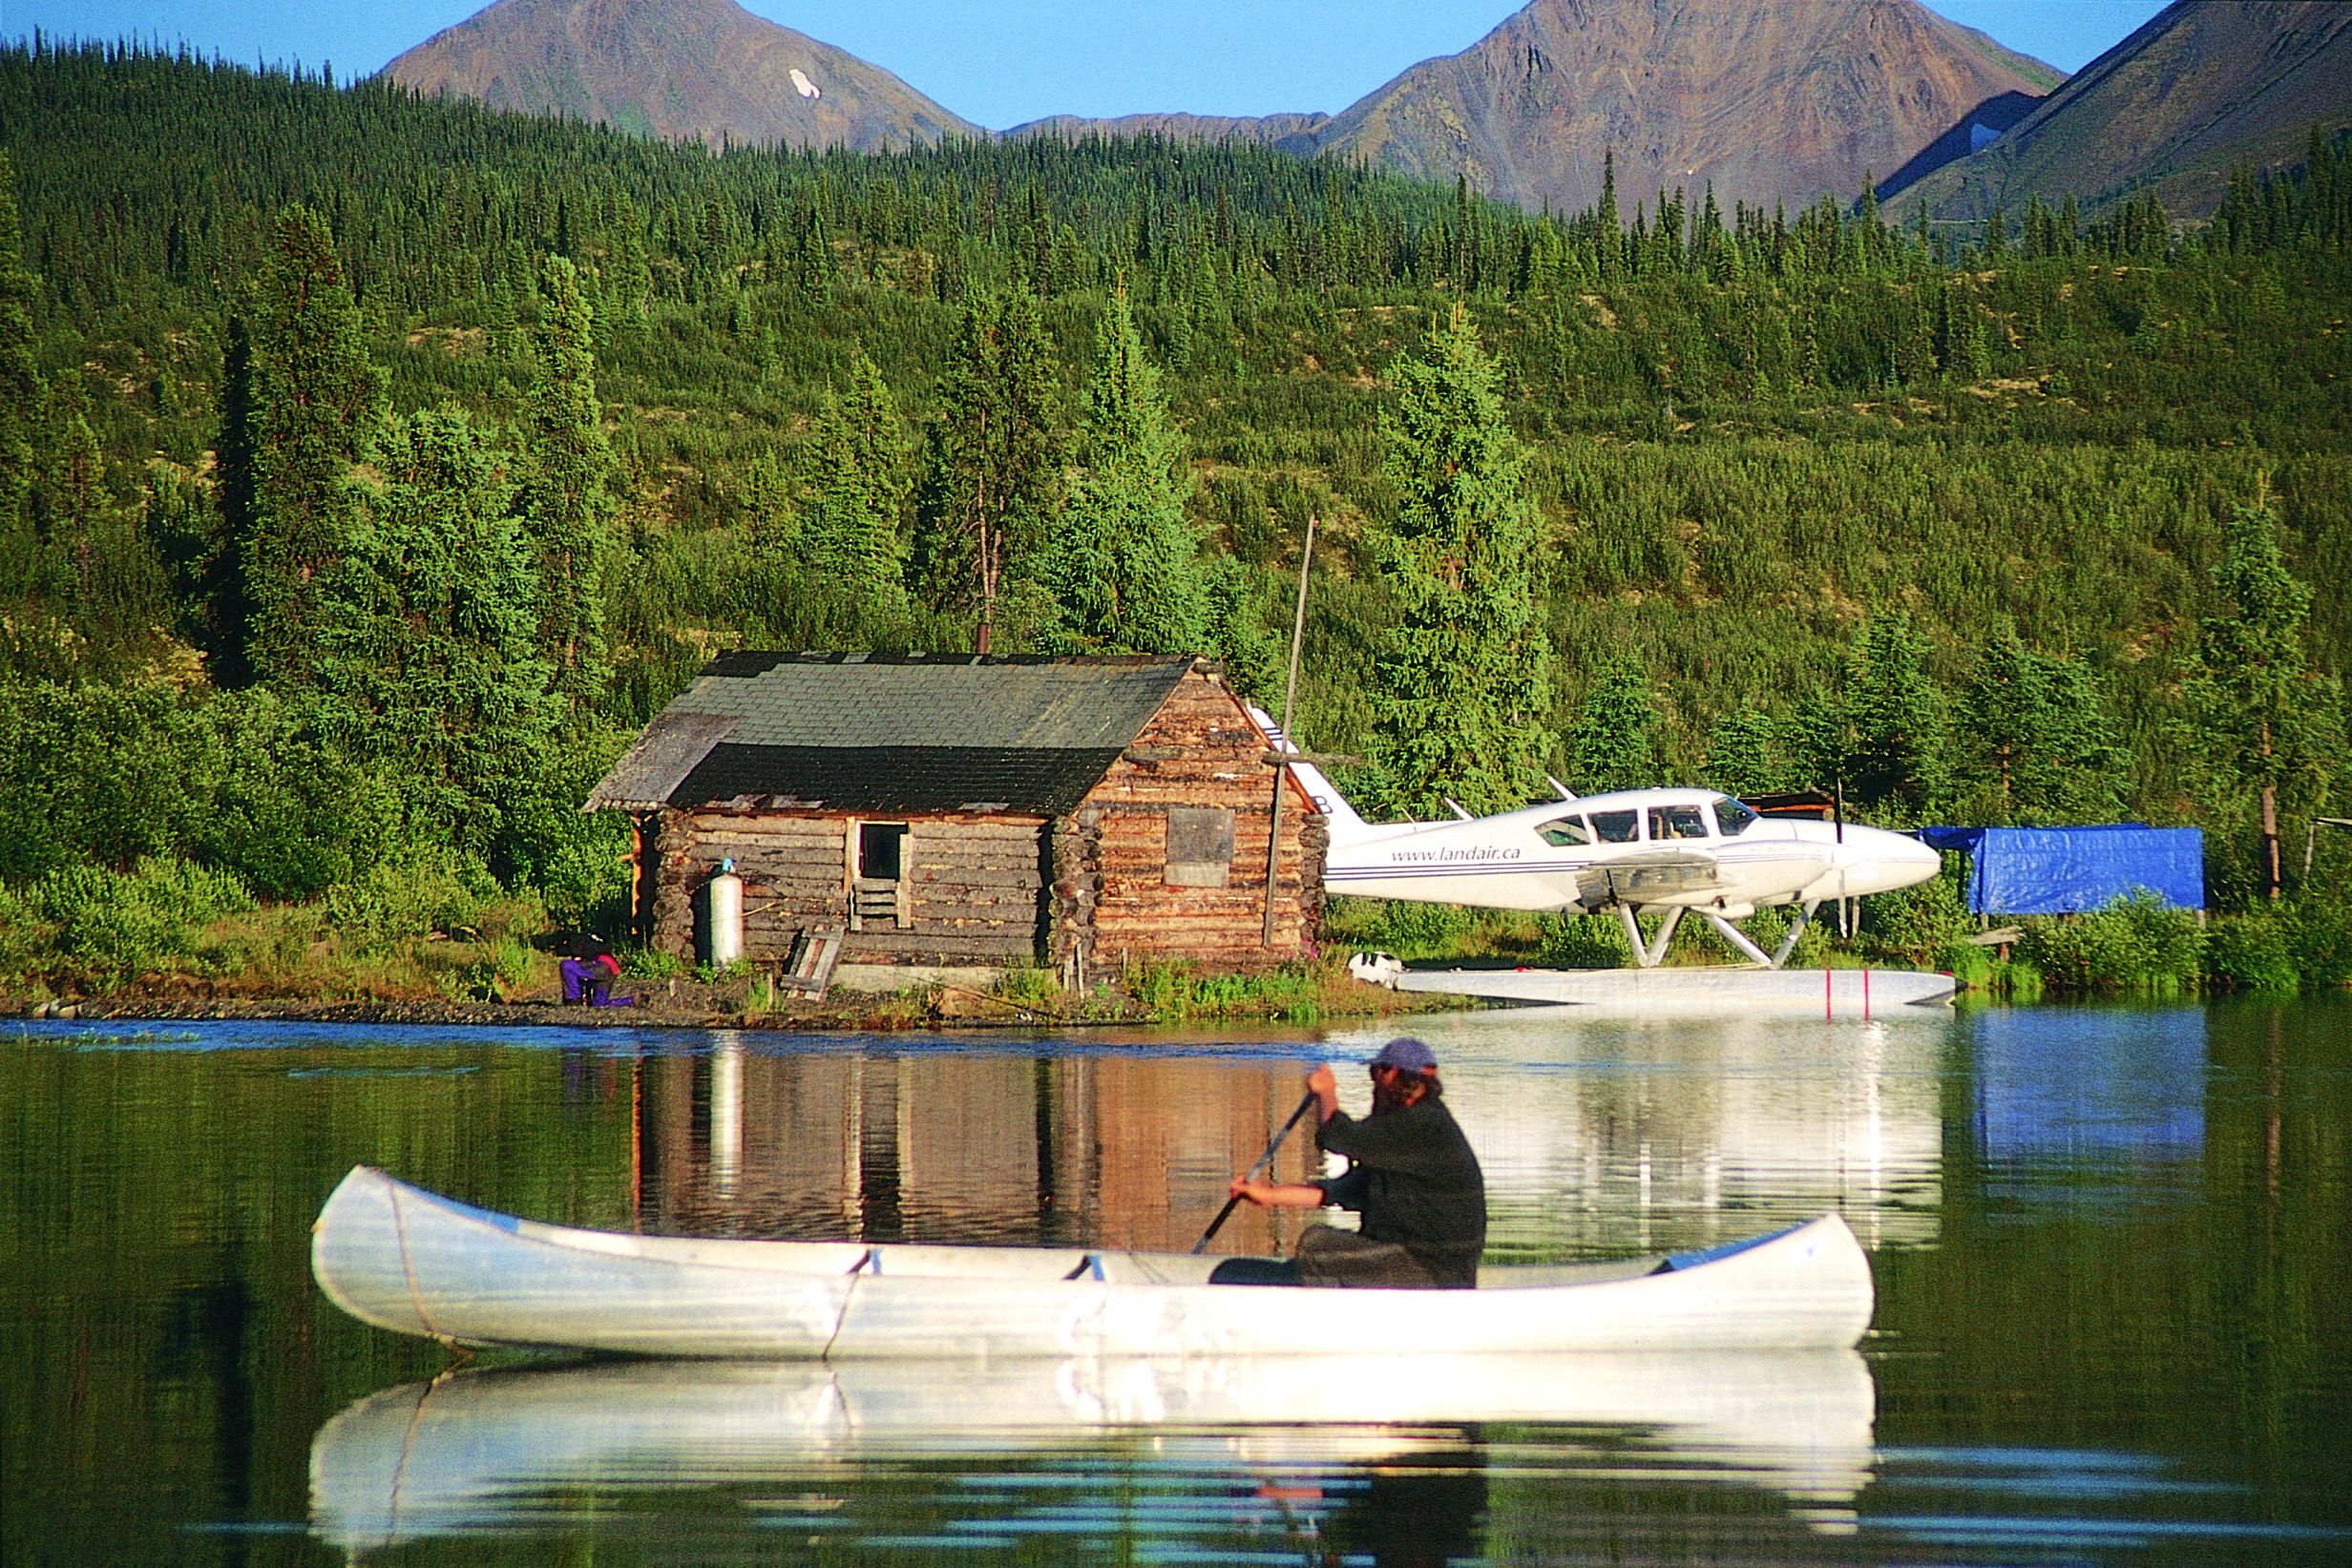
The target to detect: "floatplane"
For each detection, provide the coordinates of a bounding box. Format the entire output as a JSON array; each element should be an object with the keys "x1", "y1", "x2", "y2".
[{"x1": 1254, "y1": 710, "x2": 1940, "y2": 972}]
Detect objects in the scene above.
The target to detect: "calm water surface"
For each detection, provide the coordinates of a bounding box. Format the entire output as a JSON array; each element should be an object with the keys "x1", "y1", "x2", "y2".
[{"x1": 4, "y1": 996, "x2": 2348, "y2": 1565}]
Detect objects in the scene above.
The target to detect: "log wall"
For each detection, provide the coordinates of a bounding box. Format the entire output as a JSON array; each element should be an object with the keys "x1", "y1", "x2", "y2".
[
  {"x1": 1051, "y1": 666, "x2": 1327, "y2": 975},
  {"x1": 646, "y1": 807, "x2": 1045, "y2": 966}
]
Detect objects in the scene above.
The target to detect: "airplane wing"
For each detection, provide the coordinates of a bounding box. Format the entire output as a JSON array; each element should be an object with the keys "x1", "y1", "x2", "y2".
[{"x1": 1568, "y1": 849, "x2": 1725, "y2": 910}]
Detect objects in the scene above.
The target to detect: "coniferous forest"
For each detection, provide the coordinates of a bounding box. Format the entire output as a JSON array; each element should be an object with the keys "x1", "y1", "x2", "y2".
[{"x1": 2, "y1": 42, "x2": 2349, "y2": 998}]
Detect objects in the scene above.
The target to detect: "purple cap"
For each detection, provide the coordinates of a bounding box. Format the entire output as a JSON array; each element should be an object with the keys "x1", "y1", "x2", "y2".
[{"x1": 1371, "y1": 1037, "x2": 1439, "y2": 1073}]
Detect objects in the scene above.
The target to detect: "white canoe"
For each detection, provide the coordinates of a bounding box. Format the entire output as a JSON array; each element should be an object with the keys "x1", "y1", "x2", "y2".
[
  {"x1": 311, "y1": 1164, "x2": 1874, "y2": 1358},
  {"x1": 311, "y1": 1350, "x2": 1877, "y2": 1551}
]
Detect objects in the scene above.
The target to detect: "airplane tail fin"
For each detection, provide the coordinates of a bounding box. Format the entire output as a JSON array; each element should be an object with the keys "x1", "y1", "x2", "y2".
[{"x1": 1248, "y1": 704, "x2": 1374, "y2": 846}]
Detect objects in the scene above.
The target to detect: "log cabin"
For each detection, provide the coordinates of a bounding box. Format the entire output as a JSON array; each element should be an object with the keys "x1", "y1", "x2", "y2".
[{"x1": 584, "y1": 653, "x2": 1328, "y2": 986}]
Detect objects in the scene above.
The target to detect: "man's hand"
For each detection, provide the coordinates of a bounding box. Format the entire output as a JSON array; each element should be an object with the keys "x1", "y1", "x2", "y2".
[{"x1": 1306, "y1": 1062, "x2": 1338, "y2": 1122}]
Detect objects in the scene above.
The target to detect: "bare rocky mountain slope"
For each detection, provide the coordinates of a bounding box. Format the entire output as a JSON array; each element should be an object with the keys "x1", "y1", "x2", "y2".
[
  {"x1": 1017, "y1": 0, "x2": 2061, "y2": 214},
  {"x1": 1885, "y1": 1, "x2": 2352, "y2": 220},
  {"x1": 384, "y1": 0, "x2": 978, "y2": 152},
  {"x1": 1298, "y1": 0, "x2": 2060, "y2": 213}
]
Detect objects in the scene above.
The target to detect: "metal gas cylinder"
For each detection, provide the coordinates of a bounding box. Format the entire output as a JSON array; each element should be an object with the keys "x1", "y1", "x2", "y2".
[{"x1": 702, "y1": 859, "x2": 744, "y2": 967}]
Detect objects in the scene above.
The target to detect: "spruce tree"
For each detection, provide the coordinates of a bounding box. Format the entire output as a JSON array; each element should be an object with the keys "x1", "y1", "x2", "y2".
[
  {"x1": 1959, "y1": 620, "x2": 2126, "y2": 824},
  {"x1": 519, "y1": 254, "x2": 615, "y2": 704},
  {"x1": 1840, "y1": 614, "x2": 1948, "y2": 822},
  {"x1": 911, "y1": 287, "x2": 1064, "y2": 653},
  {"x1": 1700, "y1": 702, "x2": 1784, "y2": 798},
  {"x1": 1366, "y1": 306, "x2": 1553, "y2": 817},
  {"x1": 241, "y1": 204, "x2": 385, "y2": 685},
  {"x1": 313, "y1": 407, "x2": 558, "y2": 859},
  {"x1": 799, "y1": 349, "x2": 912, "y2": 639},
  {"x1": 1202, "y1": 558, "x2": 1279, "y2": 704},
  {"x1": 1039, "y1": 291, "x2": 1204, "y2": 654},
  {"x1": 2178, "y1": 480, "x2": 2347, "y2": 899},
  {"x1": 1564, "y1": 651, "x2": 1659, "y2": 794}
]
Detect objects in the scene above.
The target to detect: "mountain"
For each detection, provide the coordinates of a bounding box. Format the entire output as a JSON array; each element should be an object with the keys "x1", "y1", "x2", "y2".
[
  {"x1": 384, "y1": 0, "x2": 2062, "y2": 213},
  {"x1": 1884, "y1": 1, "x2": 2352, "y2": 220},
  {"x1": 382, "y1": 0, "x2": 979, "y2": 151},
  {"x1": 1296, "y1": 0, "x2": 2062, "y2": 214}
]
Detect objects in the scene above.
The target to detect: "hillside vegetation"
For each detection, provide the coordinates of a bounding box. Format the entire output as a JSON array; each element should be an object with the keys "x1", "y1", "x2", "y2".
[{"x1": 1, "y1": 44, "x2": 2347, "y2": 997}]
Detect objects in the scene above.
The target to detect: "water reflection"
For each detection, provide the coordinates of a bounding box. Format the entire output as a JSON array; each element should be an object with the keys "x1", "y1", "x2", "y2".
[
  {"x1": 635, "y1": 1046, "x2": 1324, "y2": 1255},
  {"x1": 1322, "y1": 1007, "x2": 1943, "y2": 1252},
  {"x1": 309, "y1": 1349, "x2": 1875, "y2": 1556},
  {"x1": 1971, "y1": 1006, "x2": 2206, "y2": 1161},
  {"x1": 630, "y1": 1009, "x2": 1952, "y2": 1261}
]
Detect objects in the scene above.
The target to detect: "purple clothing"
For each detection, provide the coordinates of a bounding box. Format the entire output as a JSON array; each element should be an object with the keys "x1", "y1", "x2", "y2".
[{"x1": 559, "y1": 956, "x2": 633, "y2": 1007}]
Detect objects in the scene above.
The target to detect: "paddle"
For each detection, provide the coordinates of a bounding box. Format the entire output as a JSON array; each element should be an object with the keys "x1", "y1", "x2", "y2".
[{"x1": 1191, "y1": 1089, "x2": 1319, "y2": 1254}]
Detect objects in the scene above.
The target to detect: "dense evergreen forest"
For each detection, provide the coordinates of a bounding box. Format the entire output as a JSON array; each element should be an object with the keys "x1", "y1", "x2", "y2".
[{"x1": 2, "y1": 42, "x2": 2348, "y2": 992}]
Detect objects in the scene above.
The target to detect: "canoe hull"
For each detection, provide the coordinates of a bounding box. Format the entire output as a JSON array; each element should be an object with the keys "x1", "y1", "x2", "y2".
[{"x1": 312, "y1": 1165, "x2": 1874, "y2": 1358}]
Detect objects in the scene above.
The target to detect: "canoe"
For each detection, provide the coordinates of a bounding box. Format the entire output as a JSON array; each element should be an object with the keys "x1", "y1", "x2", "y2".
[
  {"x1": 311, "y1": 1164, "x2": 1874, "y2": 1358},
  {"x1": 311, "y1": 1350, "x2": 1877, "y2": 1551}
]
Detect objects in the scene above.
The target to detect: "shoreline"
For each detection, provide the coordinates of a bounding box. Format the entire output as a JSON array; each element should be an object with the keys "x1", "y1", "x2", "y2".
[{"x1": 3, "y1": 978, "x2": 1452, "y2": 1035}]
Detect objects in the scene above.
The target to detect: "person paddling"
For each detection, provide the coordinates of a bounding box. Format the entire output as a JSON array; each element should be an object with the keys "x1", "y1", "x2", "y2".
[{"x1": 1223, "y1": 1037, "x2": 1486, "y2": 1288}]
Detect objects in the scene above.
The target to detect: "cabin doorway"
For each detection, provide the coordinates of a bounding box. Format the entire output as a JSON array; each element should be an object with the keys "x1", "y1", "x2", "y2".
[{"x1": 853, "y1": 822, "x2": 910, "y2": 930}]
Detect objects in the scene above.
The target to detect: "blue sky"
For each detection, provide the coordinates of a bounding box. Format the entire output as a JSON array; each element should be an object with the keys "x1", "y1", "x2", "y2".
[{"x1": 10, "y1": 0, "x2": 2172, "y2": 130}]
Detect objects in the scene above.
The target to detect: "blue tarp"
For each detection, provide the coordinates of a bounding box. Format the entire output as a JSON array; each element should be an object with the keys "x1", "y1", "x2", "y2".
[{"x1": 1916, "y1": 825, "x2": 2205, "y2": 914}]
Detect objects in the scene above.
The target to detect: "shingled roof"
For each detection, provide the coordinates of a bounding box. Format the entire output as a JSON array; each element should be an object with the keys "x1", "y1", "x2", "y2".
[{"x1": 585, "y1": 653, "x2": 1200, "y2": 816}]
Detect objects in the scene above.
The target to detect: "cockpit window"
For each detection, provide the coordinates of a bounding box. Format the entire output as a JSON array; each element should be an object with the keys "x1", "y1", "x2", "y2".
[
  {"x1": 1590, "y1": 809, "x2": 1640, "y2": 844},
  {"x1": 1648, "y1": 804, "x2": 1711, "y2": 841},
  {"x1": 1536, "y1": 815, "x2": 1593, "y2": 847},
  {"x1": 1712, "y1": 797, "x2": 1760, "y2": 837}
]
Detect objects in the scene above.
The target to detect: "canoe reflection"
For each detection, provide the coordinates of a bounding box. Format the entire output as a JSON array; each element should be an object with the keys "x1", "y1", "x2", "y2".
[{"x1": 309, "y1": 1348, "x2": 1874, "y2": 1554}]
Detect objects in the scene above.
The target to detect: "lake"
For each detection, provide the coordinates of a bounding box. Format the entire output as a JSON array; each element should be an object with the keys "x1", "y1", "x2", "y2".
[{"x1": 4, "y1": 996, "x2": 2349, "y2": 1565}]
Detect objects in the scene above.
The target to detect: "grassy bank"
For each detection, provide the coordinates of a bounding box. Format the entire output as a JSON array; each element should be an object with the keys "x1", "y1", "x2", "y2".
[
  {"x1": 1327, "y1": 876, "x2": 2352, "y2": 1000},
  {"x1": 0, "y1": 851, "x2": 1449, "y2": 1028}
]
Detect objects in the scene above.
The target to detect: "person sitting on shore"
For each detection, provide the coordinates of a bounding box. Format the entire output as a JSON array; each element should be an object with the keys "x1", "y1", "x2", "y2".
[
  {"x1": 1221, "y1": 1036, "x2": 1486, "y2": 1288},
  {"x1": 554, "y1": 934, "x2": 635, "y2": 1008}
]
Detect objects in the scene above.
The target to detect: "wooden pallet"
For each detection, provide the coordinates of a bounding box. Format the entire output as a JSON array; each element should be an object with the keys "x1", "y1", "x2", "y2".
[{"x1": 776, "y1": 924, "x2": 845, "y2": 1000}]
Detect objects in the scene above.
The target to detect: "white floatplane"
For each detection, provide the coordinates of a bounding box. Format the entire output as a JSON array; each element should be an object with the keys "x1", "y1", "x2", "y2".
[
  {"x1": 1254, "y1": 709, "x2": 1940, "y2": 970},
  {"x1": 311, "y1": 1166, "x2": 1874, "y2": 1358}
]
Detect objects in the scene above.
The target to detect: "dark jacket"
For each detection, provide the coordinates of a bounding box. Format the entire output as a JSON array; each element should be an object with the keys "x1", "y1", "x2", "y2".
[{"x1": 1313, "y1": 1095, "x2": 1486, "y2": 1285}]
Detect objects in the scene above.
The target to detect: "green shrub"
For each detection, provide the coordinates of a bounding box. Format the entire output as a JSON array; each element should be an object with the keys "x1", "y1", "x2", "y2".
[
  {"x1": 2203, "y1": 909, "x2": 2302, "y2": 993},
  {"x1": 992, "y1": 962, "x2": 1061, "y2": 1011},
  {"x1": 620, "y1": 944, "x2": 685, "y2": 981},
  {"x1": 1537, "y1": 911, "x2": 1630, "y2": 969},
  {"x1": 0, "y1": 883, "x2": 38, "y2": 974},
  {"x1": 1360, "y1": 900, "x2": 1477, "y2": 959},
  {"x1": 325, "y1": 846, "x2": 494, "y2": 952},
  {"x1": 2285, "y1": 897, "x2": 2352, "y2": 989},
  {"x1": 2018, "y1": 892, "x2": 2204, "y2": 995},
  {"x1": 1124, "y1": 959, "x2": 1324, "y2": 1022},
  {"x1": 1859, "y1": 855, "x2": 1974, "y2": 969},
  {"x1": 123, "y1": 854, "x2": 258, "y2": 924},
  {"x1": 23, "y1": 855, "x2": 261, "y2": 984}
]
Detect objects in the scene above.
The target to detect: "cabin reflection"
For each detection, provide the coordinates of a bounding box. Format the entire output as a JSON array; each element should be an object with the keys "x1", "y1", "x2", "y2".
[{"x1": 634, "y1": 1044, "x2": 1312, "y2": 1255}]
